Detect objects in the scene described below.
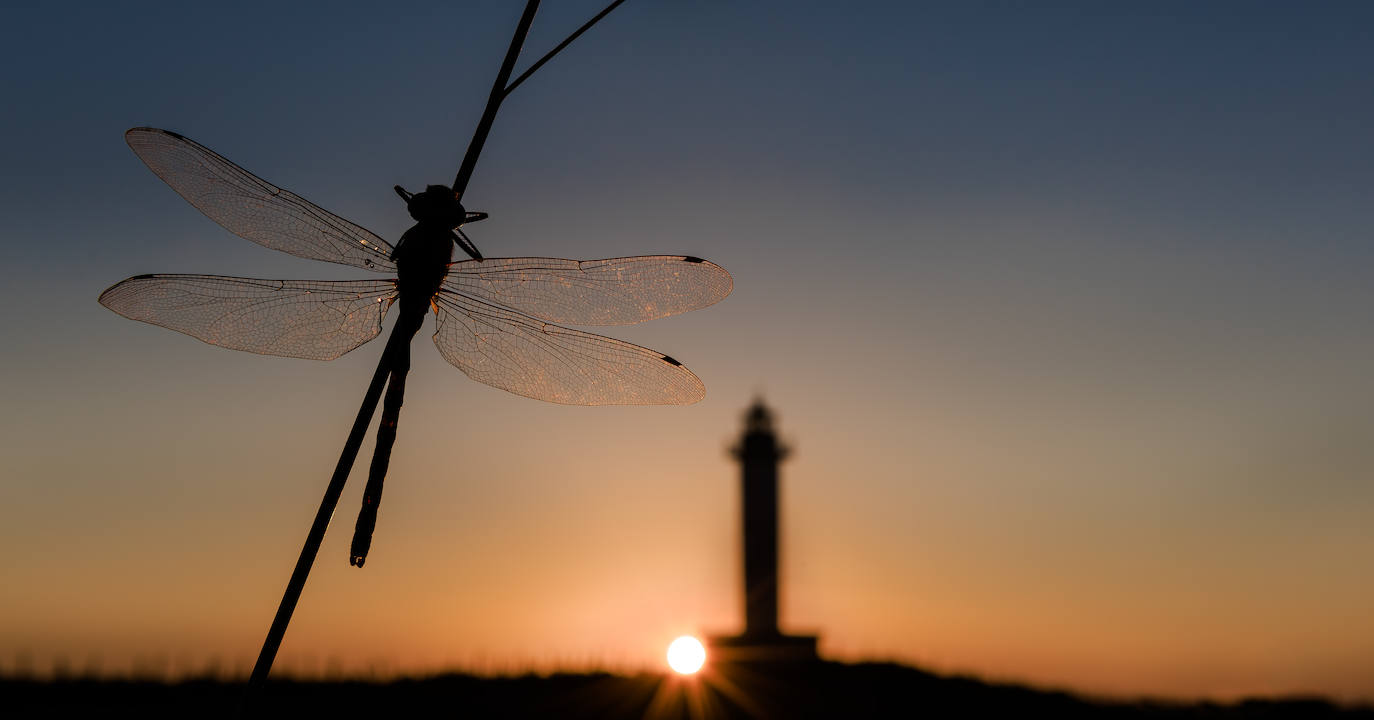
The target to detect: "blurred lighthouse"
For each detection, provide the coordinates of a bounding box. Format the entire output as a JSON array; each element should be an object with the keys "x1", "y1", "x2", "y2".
[{"x1": 709, "y1": 399, "x2": 818, "y2": 663}]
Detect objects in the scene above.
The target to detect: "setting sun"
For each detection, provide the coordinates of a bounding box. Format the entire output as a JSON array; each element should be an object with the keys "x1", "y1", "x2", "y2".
[{"x1": 666, "y1": 636, "x2": 706, "y2": 675}]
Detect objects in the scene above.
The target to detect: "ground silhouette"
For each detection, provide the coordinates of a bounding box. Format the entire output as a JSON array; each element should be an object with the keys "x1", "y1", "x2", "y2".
[{"x1": 7, "y1": 660, "x2": 1371, "y2": 719}]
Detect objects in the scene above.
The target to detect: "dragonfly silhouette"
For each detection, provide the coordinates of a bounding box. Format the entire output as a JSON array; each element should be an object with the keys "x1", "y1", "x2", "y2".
[
  {"x1": 98, "y1": 0, "x2": 729, "y2": 692},
  {"x1": 101, "y1": 126, "x2": 732, "y2": 562}
]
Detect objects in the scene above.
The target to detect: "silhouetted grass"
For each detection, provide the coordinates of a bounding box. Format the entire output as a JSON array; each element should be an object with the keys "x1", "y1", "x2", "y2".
[{"x1": 5, "y1": 661, "x2": 1370, "y2": 719}]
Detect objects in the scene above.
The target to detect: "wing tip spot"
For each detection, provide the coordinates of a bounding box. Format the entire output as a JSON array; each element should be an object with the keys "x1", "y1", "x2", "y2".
[
  {"x1": 683, "y1": 256, "x2": 705, "y2": 263},
  {"x1": 661, "y1": 354, "x2": 683, "y2": 367}
]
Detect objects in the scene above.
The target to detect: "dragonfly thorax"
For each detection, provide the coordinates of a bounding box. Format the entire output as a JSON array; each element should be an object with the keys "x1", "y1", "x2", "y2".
[{"x1": 405, "y1": 185, "x2": 466, "y2": 228}]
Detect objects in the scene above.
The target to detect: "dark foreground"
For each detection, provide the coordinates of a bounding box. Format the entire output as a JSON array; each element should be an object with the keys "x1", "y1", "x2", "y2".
[{"x1": 6, "y1": 661, "x2": 1371, "y2": 719}]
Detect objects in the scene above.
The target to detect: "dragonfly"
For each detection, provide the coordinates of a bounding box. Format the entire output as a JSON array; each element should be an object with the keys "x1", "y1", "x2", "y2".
[
  {"x1": 101, "y1": 126, "x2": 732, "y2": 562},
  {"x1": 97, "y1": 0, "x2": 729, "y2": 692}
]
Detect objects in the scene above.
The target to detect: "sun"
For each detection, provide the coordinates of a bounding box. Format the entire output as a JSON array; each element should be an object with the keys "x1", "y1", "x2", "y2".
[{"x1": 666, "y1": 635, "x2": 706, "y2": 675}]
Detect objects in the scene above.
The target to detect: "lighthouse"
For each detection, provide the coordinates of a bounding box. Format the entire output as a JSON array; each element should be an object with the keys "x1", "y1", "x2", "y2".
[{"x1": 709, "y1": 399, "x2": 818, "y2": 663}]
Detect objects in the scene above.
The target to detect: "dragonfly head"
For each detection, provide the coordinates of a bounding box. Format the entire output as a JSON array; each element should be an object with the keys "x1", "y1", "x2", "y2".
[{"x1": 396, "y1": 184, "x2": 467, "y2": 228}]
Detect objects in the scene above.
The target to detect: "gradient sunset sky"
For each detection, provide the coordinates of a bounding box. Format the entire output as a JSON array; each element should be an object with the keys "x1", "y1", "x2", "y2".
[{"x1": 4, "y1": 0, "x2": 1374, "y2": 702}]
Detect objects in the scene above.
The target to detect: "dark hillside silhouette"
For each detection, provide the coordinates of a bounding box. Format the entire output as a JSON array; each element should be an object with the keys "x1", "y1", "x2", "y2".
[{"x1": 6, "y1": 664, "x2": 1370, "y2": 719}]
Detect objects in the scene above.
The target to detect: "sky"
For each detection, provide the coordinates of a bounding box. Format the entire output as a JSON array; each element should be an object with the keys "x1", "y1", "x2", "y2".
[{"x1": 3, "y1": 0, "x2": 1374, "y2": 703}]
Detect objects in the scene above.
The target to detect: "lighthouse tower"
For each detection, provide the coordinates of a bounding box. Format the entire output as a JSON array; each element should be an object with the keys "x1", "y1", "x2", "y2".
[{"x1": 710, "y1": 399, "x2": 818, "y2": 663}]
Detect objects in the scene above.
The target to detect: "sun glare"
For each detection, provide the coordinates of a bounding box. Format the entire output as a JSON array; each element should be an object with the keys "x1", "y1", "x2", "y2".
[{"x1": 666, "y1": 635, "x2": 706, "y2": 675}]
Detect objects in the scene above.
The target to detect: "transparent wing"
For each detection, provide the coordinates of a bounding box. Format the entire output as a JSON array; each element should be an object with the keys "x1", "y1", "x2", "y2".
[
  {"x1": 99, "y1": 274, "x2": 397, "y2": 361},
  {"x1": 126, "y1": 127, "x2": 397, "y2": 272},
  {"x1": 432, "y1": 289, "x2": 705, "y2": 405},
  {"x1": 441, "y1": 256, "x2": 732, "y2": 326}
]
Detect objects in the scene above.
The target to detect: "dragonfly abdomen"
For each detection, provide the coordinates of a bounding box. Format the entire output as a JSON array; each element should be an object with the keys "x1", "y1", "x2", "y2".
[{"x1": 348, "y1": 302, "x2": 427, "y2": 568}]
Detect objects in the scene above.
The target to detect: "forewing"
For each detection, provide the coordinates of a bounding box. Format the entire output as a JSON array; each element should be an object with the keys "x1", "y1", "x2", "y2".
[
  {"x1": 126, "y1": 127, "x2": 397, "y2": 272},
  {"x1": 99, "y1": 274, "x2": 397, "y2": 360},
  {"x1": 432, "y1": 290, "x2": 704, "y2": 405},
  {"x1": 441, "y1": 256, "x2": 732, "y2": 326}
]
